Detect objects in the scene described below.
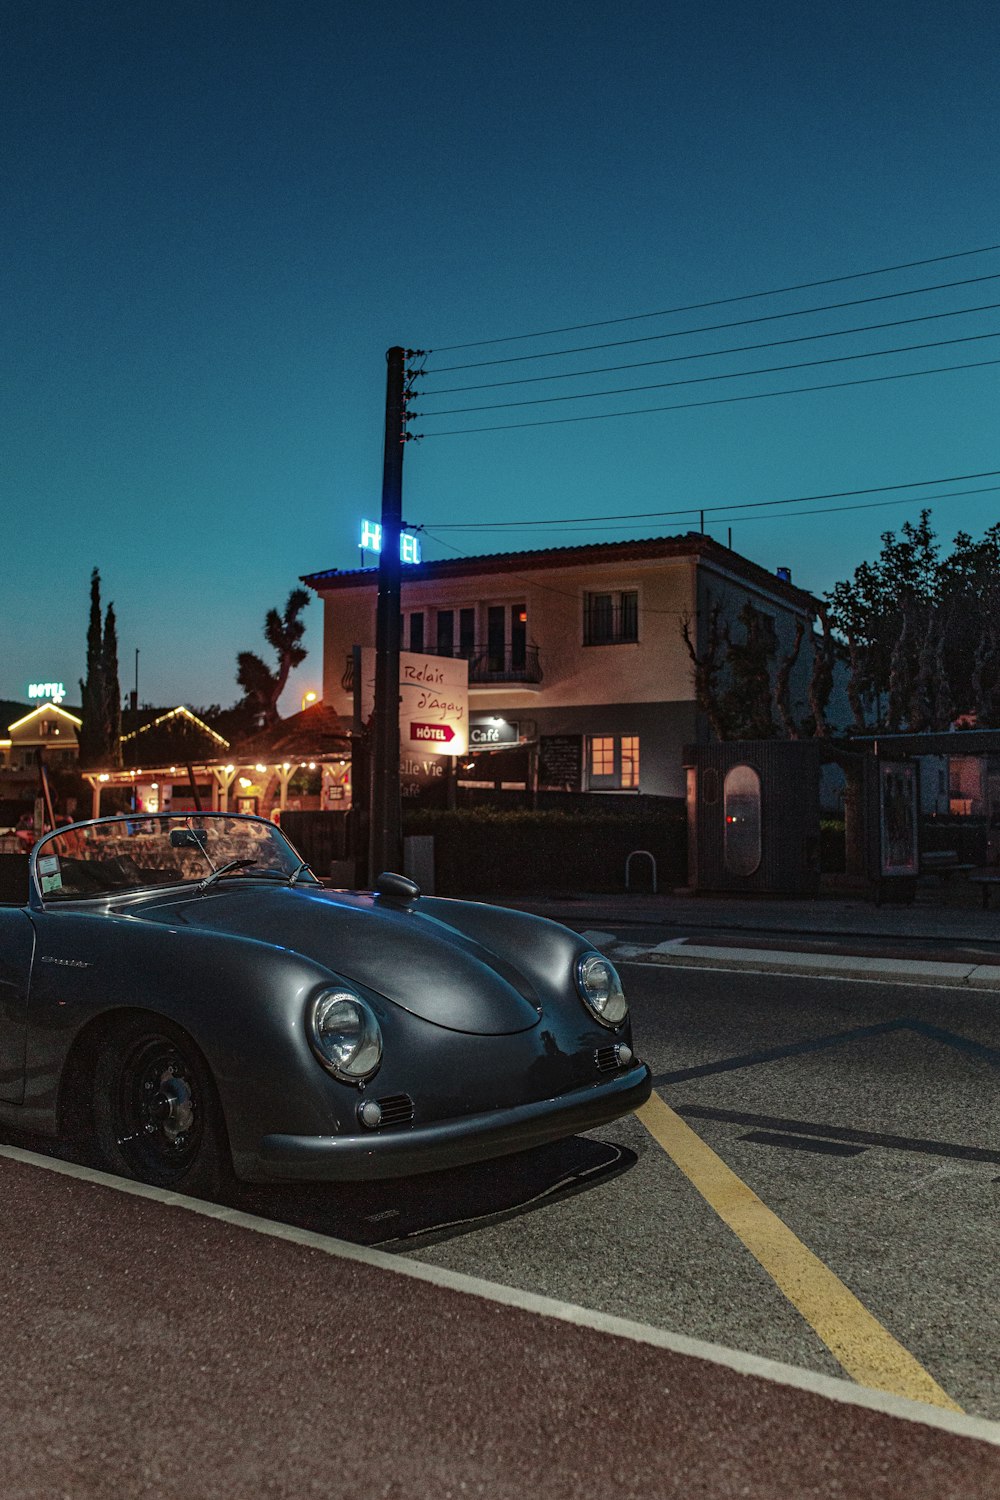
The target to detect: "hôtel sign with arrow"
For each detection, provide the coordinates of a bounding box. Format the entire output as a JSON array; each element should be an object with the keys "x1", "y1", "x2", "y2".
[
  {"x1": 359, "y1": 647, "x2": 469, "y2": 758},
  {"x1": 400, "y1": 652, "x2": 468, "y2": 756}
]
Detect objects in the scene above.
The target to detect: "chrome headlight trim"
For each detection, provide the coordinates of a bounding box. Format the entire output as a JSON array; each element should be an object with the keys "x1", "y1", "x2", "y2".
[
  {"x1": 575, "y1": 952, "x2": 628, "y2": 1029},
  {"x1": 308, "y1": 989, "x2": 383, "y2": 1083}
]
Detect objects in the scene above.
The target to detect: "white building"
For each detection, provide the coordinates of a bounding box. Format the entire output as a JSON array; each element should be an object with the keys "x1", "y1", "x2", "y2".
[{"x1": 302, "y1": 533, "x2": 840, "y2": 799}]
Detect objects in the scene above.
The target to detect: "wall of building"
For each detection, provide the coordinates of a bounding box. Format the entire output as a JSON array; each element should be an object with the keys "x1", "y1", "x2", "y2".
[{"x1": 321, "y1": 555, "x2": 697, "y2": 716}]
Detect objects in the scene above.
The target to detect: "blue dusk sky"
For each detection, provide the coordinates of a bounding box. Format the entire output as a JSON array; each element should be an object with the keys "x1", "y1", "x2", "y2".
[{"x1": 3, "y1": 0, "x2": 998, "y2": 714}]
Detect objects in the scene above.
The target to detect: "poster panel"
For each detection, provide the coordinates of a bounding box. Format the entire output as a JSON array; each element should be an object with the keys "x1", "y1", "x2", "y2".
[{"x1": 879, "y1": 761, "x2": 918, "y2": 876}]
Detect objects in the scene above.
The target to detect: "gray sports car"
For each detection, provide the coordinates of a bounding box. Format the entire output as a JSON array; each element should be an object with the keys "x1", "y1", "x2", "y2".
[{"x1": 0, "y1": 812, "x2": 651, "y2": 1194}]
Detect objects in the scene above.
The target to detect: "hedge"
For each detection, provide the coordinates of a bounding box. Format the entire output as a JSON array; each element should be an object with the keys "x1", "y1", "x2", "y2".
[{"x1": 402, "y1": 805, "x2": 686, "y2": 896}]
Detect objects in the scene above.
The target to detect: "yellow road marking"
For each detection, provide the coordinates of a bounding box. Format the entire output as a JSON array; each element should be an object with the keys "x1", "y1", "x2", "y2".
[{"x1": 637, "y1": 1092, "x2": 963, "y2": 1411}]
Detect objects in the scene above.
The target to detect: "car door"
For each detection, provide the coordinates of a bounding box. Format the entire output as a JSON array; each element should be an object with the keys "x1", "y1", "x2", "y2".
[{"x1": 0, "y1": 905, "x2": 34, "y2": 1103}]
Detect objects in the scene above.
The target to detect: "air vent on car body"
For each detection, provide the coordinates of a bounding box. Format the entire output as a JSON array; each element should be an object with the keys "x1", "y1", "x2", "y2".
[
  {"x1": 594, "y1": 1046, "x2": 620, "y2": 1073},
  {"x1": 376, "y1": 1093, "x2": 415, "y2": 1126}
]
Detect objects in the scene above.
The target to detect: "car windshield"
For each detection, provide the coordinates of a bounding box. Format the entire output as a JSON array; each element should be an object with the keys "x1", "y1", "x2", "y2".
[{"x1": 33, "y1": 814, "x2": 309, "y2": 902}]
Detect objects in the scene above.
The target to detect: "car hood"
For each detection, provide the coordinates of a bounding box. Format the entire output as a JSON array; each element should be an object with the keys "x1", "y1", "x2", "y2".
[{"x1": 137, "y1": 884, "x2": 542, "y2": 1036}]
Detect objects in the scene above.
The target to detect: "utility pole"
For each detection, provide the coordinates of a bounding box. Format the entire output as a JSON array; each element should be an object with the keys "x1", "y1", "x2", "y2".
[{"x1": 369, "y1": 346, "x2": 408, "y2": 881}]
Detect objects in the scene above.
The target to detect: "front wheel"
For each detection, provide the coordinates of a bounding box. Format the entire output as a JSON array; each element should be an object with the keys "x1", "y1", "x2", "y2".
[{"x1": 92, "y1": 1017, "x2": 231, "y2": 1197}]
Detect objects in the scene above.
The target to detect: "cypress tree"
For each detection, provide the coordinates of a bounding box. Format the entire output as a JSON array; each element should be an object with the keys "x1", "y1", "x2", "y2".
[
  {"x1": 103, "y1": 601, "x2": 123, "y2": 768},
  {"x1": 78, "y1": 568, "x2": 105, "y2": 768}
]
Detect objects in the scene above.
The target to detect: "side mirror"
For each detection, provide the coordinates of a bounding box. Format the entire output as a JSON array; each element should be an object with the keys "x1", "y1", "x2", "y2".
[{"x1": 375, "y1": 871, "x2": 421, "y2": 906}]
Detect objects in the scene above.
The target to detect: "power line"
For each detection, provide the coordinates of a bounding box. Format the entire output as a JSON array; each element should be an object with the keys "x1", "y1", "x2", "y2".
[
  {"x1": 424, "y1": 271, "x2": 1000, "y2": 373},
  {"x1": 417, "y1": 482, "x2": 1000, "y2": 614},
  {"x1": 414, "y1": 355, "x2": 1000, "y2": 438},
  {"x1": 415, "y1": 329, "x2": 1000, "y2": 417},
  {"x1": 714, "y1": 483, "x2": 1000, "y2": 527},
  {"x1": 428, "y1": 243, "x2": 1000, "y2": 354},
  {"x1": 418, "y1": 299, "x2": 1000, "y2": 396},
  {"x1": 423, "y1": 483, "x2": 1000, "y2": 538},
  {"x1": 419, "y1": 468, "x2": 1000, "y2": 530}
]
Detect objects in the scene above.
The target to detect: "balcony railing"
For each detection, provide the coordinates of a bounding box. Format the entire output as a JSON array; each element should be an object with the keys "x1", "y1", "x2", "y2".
[
  {"x1": 464, "y1": 643, "x2": 542, "y2": 685},
  {"x1": 342, "y1": 643, "x2": 542, "y2": 693}
]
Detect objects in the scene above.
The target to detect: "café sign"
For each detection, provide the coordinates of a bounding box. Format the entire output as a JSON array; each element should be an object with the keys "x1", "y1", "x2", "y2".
[{"x1": 470, "y1": 717, "x2": 519, "y2": 748}]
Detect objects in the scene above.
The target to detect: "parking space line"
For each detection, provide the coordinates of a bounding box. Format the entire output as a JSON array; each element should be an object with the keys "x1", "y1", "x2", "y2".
[{"x1": 637, "y1": 1092, "x2": 963, "y2": 1411}]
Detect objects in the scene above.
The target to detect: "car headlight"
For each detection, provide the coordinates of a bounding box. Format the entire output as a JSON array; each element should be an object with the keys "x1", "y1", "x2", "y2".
[
  {"x1": 576, "y1": 952, "x2": 628, "y2": 1028},
  {"x1": 308, "y1": 989, "x2": 383, "y2": 1082}
]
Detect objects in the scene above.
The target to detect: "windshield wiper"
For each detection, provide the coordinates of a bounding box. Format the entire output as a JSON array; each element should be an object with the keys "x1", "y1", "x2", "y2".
[
  {"x1": 198, "y1": 858, "x2": 258, "y2": 891},
  {"x1": 288, "y1": 860, "x2": 318, "y2": 886}
]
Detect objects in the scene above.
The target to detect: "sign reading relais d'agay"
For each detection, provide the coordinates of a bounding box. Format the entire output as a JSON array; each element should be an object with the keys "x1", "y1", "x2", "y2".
[{"x1": 359, "y1": 648, "x2": 469, "y2": 758}]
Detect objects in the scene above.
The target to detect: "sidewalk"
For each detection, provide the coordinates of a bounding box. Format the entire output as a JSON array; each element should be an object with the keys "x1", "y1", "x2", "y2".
[
  {"x1": 2, "y1": 1144, "x2": 999, "y2": 1499},
  {"x1": 493, "y1": 886, "x2": 1000, "y2": 990}
]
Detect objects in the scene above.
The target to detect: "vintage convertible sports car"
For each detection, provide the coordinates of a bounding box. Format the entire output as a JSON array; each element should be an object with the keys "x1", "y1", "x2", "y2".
[{"x1": 0, "y1": 812, "x2": 652, "y2": 1194}]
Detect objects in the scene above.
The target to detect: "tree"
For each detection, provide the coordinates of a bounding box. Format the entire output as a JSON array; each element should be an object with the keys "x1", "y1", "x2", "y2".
[
  {"x1": 77, "y1": 568, "x2": 123, "y2": 768},
  {"x1": 236, "y1": 588, "x2": 311, "y2": 728},
  {"x1": 78, "y1": 569, "x2": 105, "y2": 767},
  {"x1": 826, "y1": 513, "x2": 1000, "y2": 730},
  {"x1": 103, "y1": 601, "x2": 122, "y2": 768},
  {"x1": 680, "y1": 604, "x2": 729, "y2": 742},
  {"x1": 682, "y1": 596, "x2": 825, "y2": 741}
]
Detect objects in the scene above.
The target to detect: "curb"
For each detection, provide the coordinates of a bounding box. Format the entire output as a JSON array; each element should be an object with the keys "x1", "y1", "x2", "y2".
[{"x1": 583, "y1": 934, "x2": 1000, "y2": 991}]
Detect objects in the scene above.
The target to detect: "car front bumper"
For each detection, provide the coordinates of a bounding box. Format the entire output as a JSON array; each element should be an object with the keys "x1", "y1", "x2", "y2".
[{"x1": 248, "y1": 1062, "x2": 653, "y2": 1181}]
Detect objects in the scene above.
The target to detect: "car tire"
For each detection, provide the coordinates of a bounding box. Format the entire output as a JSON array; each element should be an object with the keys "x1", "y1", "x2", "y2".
[{"x1": 92, "y1": 1016, "x2": 232, "y2": 1197}]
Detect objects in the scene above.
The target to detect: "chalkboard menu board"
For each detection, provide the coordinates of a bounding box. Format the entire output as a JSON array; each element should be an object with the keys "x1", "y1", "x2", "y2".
[{"x1": 539, "y1": 734, "x2": 583, "y2": 791}]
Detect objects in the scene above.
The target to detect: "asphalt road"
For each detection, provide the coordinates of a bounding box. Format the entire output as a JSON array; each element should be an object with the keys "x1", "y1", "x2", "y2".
[
  {"x1": 209, "y1": 963, "x2": 1000, "y2": 1419},
  {"x1": 3, "y1": 962, "x2": 1000, "y2": 1494},
  {"x1": 434, "y1": 965, "x2": 1000, "y2": 1408}
]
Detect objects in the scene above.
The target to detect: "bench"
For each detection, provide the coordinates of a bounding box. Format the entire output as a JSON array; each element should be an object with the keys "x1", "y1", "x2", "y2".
[
  {"x1": 969, "y1": 870, "x2": 1000, "y2": 909},
  {"x1": 919, "y1": 850, "x2": 975, "y2": 883}
]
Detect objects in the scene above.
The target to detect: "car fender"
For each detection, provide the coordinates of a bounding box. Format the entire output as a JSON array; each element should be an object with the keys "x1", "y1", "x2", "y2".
[{"x1": 21, "y1": 907, "x2": 351, "y2": 1149}]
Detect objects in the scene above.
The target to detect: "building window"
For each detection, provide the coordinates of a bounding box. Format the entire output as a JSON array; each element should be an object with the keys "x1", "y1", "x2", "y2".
[
  {"x1": 407, "y1": 612, "x2": 424, "y2": 652},
  {"x1": 487, "y1": 605, "x2": 505, "y2": 673},
  {"x1": 621, "y1": 735, "x2": 640, "y2": 789},
  {"x1": 746, "y1": 607, "x2": 777, "y2": 655},
  {"x1": 588, "y1": 734, "x2": 640, "y2": 790},
  {"x1": 590, "y1": 736, "x2": 615, "y2": 778},
  {"x1": 583, "y1": 590, "x2": 638, "y2": 645},
  {"x1": 511, "y1": 603, "x2": 527, "y2": 670},
  {"x1": 436, "y1": 609, "x2": 454, "y2": 656}
]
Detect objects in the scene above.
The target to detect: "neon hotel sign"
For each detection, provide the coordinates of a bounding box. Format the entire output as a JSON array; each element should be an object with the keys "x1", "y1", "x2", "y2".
[
  {"x1": 360, "y1": 519, "x2": 421, "y2": 564},
  {"x1": 28, "y1": 681, "x2": 66, "y2": 704}
]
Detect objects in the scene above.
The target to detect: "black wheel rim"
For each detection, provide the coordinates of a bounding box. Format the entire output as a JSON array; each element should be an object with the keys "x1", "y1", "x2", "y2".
[{"x1": 113, "y1": 1036, "x2": 204, "y2": 1184}]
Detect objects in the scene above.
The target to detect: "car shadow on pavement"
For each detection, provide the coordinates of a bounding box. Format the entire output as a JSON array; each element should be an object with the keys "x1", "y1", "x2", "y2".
[
  {"x1": 229, "y1": 1136, "x2": 638, "y2": 1251},
  {"x1": 0, "y1": 1125, "x2": 637, "y2": 1253}
]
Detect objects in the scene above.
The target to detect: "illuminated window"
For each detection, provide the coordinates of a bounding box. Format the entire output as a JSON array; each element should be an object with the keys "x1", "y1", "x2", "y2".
[
  {"x1": 621, "y1": 736, "x2": 640, "y2": 789},
  {"x1": 588, "y1": 734, "x2": 640, "y2": 790},
  {"x1": 590, "y1": 736, "x2": 615, "y2": 778}
]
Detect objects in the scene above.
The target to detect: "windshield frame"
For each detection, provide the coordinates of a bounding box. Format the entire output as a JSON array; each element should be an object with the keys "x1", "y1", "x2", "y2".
[{"x1": 29, "y1": 812, "x2": 312, "y2": 908}]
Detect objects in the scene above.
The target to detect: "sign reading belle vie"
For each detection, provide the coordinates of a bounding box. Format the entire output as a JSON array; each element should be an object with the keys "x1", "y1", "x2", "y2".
[{"x1": 359, "y1": 648, "x2": 469, "y2": 757}]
